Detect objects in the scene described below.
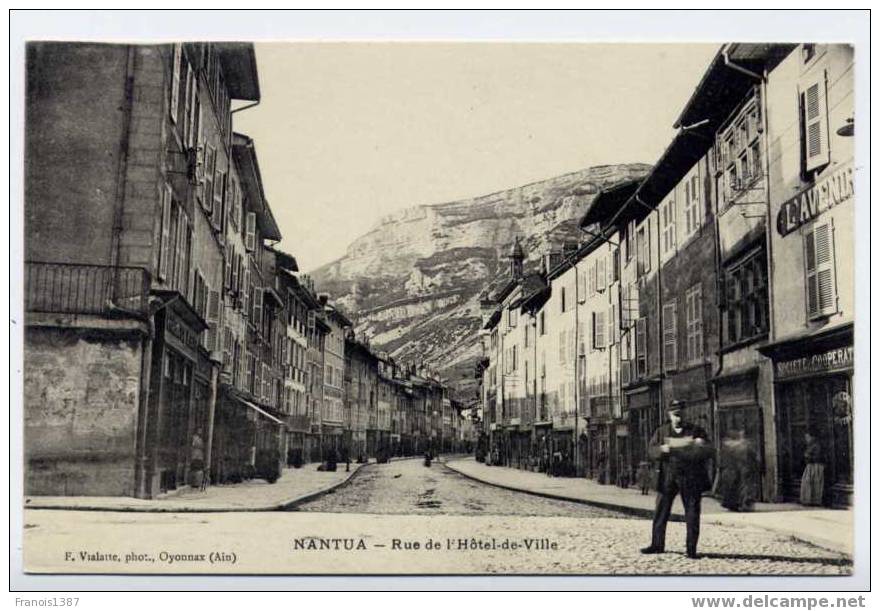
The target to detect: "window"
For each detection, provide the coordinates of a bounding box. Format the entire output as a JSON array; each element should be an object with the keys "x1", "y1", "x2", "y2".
[
  {"x1": 202, "y1": 144, "x2": 216, "y2": 212},
  {"x1": 578, "y1": 270, "x2": 587, "y2": 303},
  {"x1": 611, "y1": 248, "x2": 620, "y2": 282},
  {"x1": 801, "y1": 69, "x2": 830, "y2": 174},
  {"x1": 538, "y1": 311, "x2": 546, "y2": 336},
  {"x1": 169, "y1": 44, "x2": 182, "y2": 124},
  {"x1": 560, "y1": 286, "x2": 567, "y2": 313},
  {"x1": 597, "y1": 257, "x2": 606, "y2": 292},
  {"x1": 523, "y1": 321, "x2": 529, "y2": 348},
  {"x1": 245, "y1": 212, "x2": 256, "y2": 252},
  {"x1": 636, "y1": 221, "x2": 651, "y2": 276},
  {"x1": 723, "y1": 247, "x2": 769, "y2": 346},
  {"x1": 804, "y1": 220, "x2": 838, "y2": 319},
  {"x1": 592, "y1": 311, "x2": 606, "y2": 350},
  {"x1": 717, "y1": 90, "x2": 763, "y2": 209},
  {"x1": 635, "y1": 317, "x2": 647, "y2": 377},
  {"x1": 661, "y1": 196, "x2": 676, "y2": 256},
  {"x1": 684, "y1": 170, "x2": 702, "y2": 236},
  {"x1": 662, "y1": 300, "x2": 677, "y2": 371},
  {"x1": 685, "y1": 285, "x2": 703, "y2": 364},
  {"x1": 508, "y1": 307, "x2": 517, "y2": 329}
]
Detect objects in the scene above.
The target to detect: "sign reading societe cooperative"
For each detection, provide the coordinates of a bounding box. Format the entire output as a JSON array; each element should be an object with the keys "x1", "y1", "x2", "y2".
[
  {"x1": 775, "y1": 345, "x2": 853, "y2": 380},
  {"x1": 776, "y1": 163, "x2": 854, "y2": 237}
]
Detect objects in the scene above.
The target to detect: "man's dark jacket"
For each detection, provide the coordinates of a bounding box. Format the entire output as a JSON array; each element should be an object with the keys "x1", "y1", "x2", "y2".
[{"x1": 648, "y1": 422, "x2": 714, "y2": 494}]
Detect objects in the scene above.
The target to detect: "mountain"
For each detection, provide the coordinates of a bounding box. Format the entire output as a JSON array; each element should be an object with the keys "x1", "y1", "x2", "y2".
[{"x1": 309, "y1": 163, "x2": 651, "y2": 400}]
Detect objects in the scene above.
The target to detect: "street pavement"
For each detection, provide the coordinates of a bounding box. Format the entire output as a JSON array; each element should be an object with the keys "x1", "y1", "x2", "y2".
[
  {"x1": 22, "y1": 459, "x2": 851, "y2": 575},
  {"x1": 444, "y1": 458, "x2": 853, "y2": 556}
]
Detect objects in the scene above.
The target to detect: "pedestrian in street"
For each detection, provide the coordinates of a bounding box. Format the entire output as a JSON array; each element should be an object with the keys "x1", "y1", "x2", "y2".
[
  {"x1": 717, "y1": 427, "x2": 758, "y2": 512},
  {"x1": 799, "y1": 430, "x2": 825, "y2": 506},
  {"x1": 636, "y1": 460, "x2": 652, "y2": 495},
  {"x1": 641, "y1": 400, "x2": 714, "y2": 559}
]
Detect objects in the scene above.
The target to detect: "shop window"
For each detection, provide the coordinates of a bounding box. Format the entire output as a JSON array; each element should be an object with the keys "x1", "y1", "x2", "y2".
[
  {"x1": 722, "y1": 247, "x2": 769, "y2": 346},
  {"x1": 804, "y1": 219, "x2": 838, "y2": 319}
]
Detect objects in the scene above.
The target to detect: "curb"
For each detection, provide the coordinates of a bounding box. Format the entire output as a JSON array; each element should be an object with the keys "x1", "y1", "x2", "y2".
[
  {"x1": 24, "y1": 464, "x2": 367, "y2": 514},
  {"x1": 443, "y1": 461, "x2": 682, "y2": 522}
]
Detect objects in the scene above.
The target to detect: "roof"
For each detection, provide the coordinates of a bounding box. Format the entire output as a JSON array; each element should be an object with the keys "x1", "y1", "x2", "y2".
[
  {"x1": 232, "y1": 133, "x2": 282, "y2": 241},
  {"x1": 623, "y1": 43, "x2": 796, "y2": 214},
  {"x1": 272, "y1": 248, "x2": 299, "y2": 272},
  {"x1": 674, "y1": 43, "x2": 796, "y2": 130},
  {"x1": 215, "y1": 43, "x2": 260, "y2": 101},
  {"x1": 579, "y1": 179, "x2": 643, "y2": 228},
  {"x1": 519, "y1": 274, "x2": 550, "y2": 313},
  {"x1": 483, "y1": 307, "x2": 502, "y2": 330},
  {"x1": 325, "y1": 305, "x2": 353, "y2": 328}
]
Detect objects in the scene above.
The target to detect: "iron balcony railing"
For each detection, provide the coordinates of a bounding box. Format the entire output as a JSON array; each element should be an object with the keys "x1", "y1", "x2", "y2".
[{"x1": 25, "y1": 261, "x2": 150, "y2": 316}]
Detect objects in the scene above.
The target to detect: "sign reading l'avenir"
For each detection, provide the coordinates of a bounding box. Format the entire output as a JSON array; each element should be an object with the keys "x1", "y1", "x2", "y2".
[{"x1": 776, "y1": 162, "x2": 854, "y2": 237}]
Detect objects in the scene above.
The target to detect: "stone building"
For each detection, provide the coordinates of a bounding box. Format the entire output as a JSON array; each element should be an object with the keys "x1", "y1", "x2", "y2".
[{"x1": 24, "y1": 42, "x2": 263, "y2": 497}]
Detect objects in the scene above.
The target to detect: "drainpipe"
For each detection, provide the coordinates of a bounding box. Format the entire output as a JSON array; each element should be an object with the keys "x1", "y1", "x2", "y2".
[
  {"x1": 722, "y1": 48, "x2": 764, "y2": 81},
  {"x1": 110, "y1": 45, "x2": 136, "y2": 297}
]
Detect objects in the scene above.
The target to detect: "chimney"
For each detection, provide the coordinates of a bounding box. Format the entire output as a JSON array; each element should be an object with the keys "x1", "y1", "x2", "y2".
[{"x1": 318, "y1": 293, "x2": 329, "y2": 306}]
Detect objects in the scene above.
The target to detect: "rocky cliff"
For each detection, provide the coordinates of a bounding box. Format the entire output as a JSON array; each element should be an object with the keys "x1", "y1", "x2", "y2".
[{"x1": 310, "y1": 163, "x2": 650, "y2": 399}]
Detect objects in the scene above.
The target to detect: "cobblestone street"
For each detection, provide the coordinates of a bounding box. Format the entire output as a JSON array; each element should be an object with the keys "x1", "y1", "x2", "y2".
[
  {"x1": 25, "y1": 458, "x2": 848, "y2": 575},
  {"x1": 296, "y1": 458, "x2": 623, "y2": 517}
]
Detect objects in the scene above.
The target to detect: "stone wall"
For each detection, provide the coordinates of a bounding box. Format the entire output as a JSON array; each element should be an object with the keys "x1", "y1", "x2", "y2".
[{"x1": 24, "y1": 326, "x2": 143, "y2": 496}]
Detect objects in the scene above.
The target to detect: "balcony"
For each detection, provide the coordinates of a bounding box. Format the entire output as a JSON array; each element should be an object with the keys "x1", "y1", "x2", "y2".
[{"x1": 26, "y1": 261, "x2": 150, "y2": 316}]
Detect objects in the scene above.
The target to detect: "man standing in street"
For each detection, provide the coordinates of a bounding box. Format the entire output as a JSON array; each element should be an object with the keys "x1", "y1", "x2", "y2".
[{"x1": 641, "y1": 400, "x2": 714, "y2": 559}]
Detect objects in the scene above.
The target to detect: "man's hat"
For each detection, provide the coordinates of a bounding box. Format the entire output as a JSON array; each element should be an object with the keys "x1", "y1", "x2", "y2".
[{"x1": 667, "y1": 400, "x2": 686, "y2": 412}]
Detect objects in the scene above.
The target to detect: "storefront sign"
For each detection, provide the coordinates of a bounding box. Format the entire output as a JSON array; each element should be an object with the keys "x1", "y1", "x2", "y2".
[
  {"x1": 775, "y1": 345, "x2": 853, "y2": 380},
  {"x1": 776, "y1": 163, "x2": 854, "y2": 237}
]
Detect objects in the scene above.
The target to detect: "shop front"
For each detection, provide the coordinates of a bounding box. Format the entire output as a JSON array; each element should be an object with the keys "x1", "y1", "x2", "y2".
[
  {"x1": 625, "y1": 384, "x2": 660, "y2": 477},
  {"x1": 761, "y1": 325, "x2": 853, "y2": 507},
  {"x1": 712, "y1": 367, "x2": 766, "y2": 499},
  {"x1": 147, "y1": 294, "x2": 208, "y2": 496}
]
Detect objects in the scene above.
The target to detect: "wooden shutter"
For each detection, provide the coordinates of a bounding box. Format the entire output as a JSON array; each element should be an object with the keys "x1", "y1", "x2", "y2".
[
  {"x1": 170, "y1": 44, "x2": 181, "y2": 123},
  {"x1": 806, "y1": 220, "x2": 837, "y2": 319},
  {"x1": 245, "y1": 212, "x2": 256, "y2": 252},
  {"x1": 608, "y1": 305, "x2": 616, "y2": 346},
  {"x1": 803, "y1": 69, "x2": 830, "y2": 172},
  {"x1": 212, "y1": 170, "x2": 226, "y2": 231},
  {"x1": 663, "y1": 301, "x2": 677, "y2": 370},
  {"x1": 223, "y1": 245, "x2": 232, "y2": 291},
  {"x1": 593, "y1": 310, "x2": 606, "y2": 349},
  {"x1": 635, "y1": 317, "x2": 647, "y2": 376},
  {"x1": 158, "y1": 184, "x2": 172, "y2": 281},
  {"x1": 253, "y1": 286, "x2": 264, "y2": 328},
  {"x1": 597, "y1": 256, "x2": 606, "y2": 292}
]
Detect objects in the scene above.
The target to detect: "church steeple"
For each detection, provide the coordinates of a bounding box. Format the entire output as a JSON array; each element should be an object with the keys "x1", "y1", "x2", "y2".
[{"x1": 508, "y1": 236, "x2": 524, "y2": 279}]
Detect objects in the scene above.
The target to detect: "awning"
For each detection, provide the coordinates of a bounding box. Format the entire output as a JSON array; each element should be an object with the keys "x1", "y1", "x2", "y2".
[{"x1": 242, "y1": 399, "x2": 284, "y2": 425}]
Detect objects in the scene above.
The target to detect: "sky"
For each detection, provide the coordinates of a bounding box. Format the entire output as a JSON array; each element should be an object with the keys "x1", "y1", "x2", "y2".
[{"x1": 232, "y1": 43, "x2": 719, "y2": 272}]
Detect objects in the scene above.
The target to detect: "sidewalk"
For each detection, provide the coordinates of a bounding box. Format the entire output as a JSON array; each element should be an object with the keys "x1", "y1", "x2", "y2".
[
  {"x1": 445, "y1": 457, "x2": 852, "y2": 556},
  {"x1": 24, "y1": 462, "x2": 365, "y2": 513}
]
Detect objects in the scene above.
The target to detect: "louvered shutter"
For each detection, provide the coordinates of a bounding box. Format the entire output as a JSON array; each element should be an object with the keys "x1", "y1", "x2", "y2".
[
  {"x1": 806, "y1": 220, "x2": 837, "y2": 318},
  {"x1": 597, "y1": 257, "x2": 606, "y2": 292},
  {"x1": 158, "y1": 184, "x2": 172, "y2": 281},
  {"x1": 170, "y1": 44, "x2": 181, "y2": 123},
  {"x1": 241, "y1": 267, "x2": 250, "y2": 315},
  {"x1": 183, "y1": 65, "x2": 193, "y2": 145},
  {"x1": 577, "y1": 321, "x2": 586, "y2": 356},
  {"x1": 204, "y1": 289, "x2": 220, "y2": 352},
  {"x1": 663, "y1": 301, "x2": 677, "y2": 370},
  {"x1": 253, "y1": 286, "x2": 264, "y2": 328},
  {"x1": 803, "y1": 70, "x2": 830, "y2": 172},
  {"x1": 608, "y1": 305, "x2": 616, "y2": 346},
  {"x1": 245, "y1": 212, "x2": 256, "y2": 252},
  {"x1": 594, "y1": 310, "x2": 606, "y2": 349},
  {"x1": 635, "y1": 317, "x2": 647, "y2": 377},
  {"x1": 224, "y1": 245, "x2": 232, "y2": 291}
]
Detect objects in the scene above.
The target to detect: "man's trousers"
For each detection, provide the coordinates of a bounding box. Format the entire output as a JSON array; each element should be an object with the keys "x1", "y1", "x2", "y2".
[{"x1": 651, "y1": 478, "x2": 703, "y2": 555}]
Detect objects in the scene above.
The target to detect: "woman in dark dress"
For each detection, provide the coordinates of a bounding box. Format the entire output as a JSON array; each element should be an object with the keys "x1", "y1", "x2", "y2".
[
  {"x1": 800, "y1": 431, "x2": 825, "y2": 506},
  {"x1": 717, "y1": 428, "x2": 758, "y2": 511}
]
